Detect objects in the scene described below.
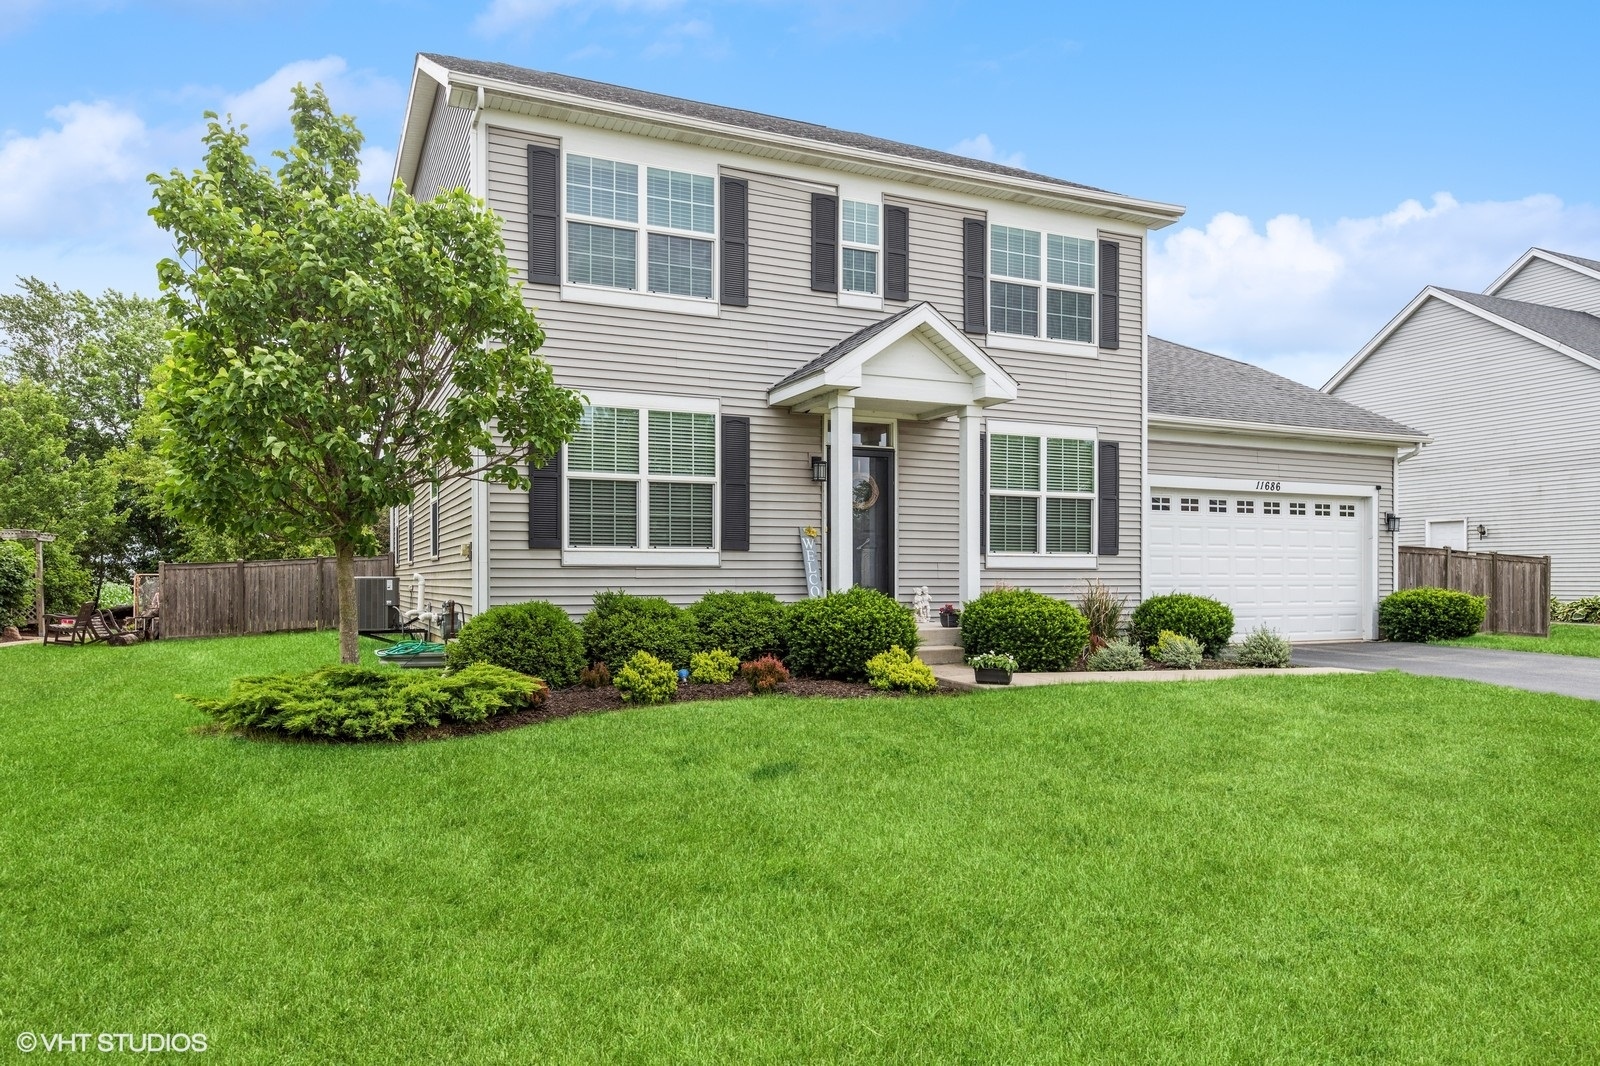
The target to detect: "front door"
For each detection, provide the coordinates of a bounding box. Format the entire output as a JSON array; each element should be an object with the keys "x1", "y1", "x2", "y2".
[{"x1": 852, "y1": 449, "x2": 895, "y2": 595}]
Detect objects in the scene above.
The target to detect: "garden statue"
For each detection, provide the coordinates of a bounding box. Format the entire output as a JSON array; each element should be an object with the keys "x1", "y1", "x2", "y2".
[{"x1": 912, "y1": 585, "x2": 933, "y2": 624}]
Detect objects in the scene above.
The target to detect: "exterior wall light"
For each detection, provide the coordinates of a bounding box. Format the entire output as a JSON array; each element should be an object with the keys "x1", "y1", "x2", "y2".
[
  {"x1": 1476, "y1": 523, "x2": 1489, "y2": 539},
  {"x1": 1383, "y1": 512, "x2": 1402, "y2": 533},
  {"x1": 810, "y1": 455, "x2": 828, "y2": 482}
]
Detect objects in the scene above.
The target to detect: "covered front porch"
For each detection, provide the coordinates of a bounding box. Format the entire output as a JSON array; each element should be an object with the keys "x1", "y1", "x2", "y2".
[{"x1": 767, "y1": 303, "x2": 1017, "y2": 603}]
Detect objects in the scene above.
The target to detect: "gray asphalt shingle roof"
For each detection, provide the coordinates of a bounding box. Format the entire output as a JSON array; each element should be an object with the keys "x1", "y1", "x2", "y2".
[
  {"x1": 421, "y1": 53, "x2": 1118, "y2": 197},
  {"x1": 1149, "y1": 336, "x2": 1425, "y2": 439},
  {"x1": 1543, "y1": 248, "x2": 1600, "y2": 273},
  {"x1": 770, "y1": 304, "x2": 926, "y2": 391},
  {"x1": 1438, "y1": 288, "x2": 1600, "y2": 360}
]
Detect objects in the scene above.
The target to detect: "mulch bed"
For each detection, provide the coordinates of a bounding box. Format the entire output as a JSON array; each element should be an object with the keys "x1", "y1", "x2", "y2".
[{"x1": 406, "y1": 676, "x2": 966, "y2": 741}]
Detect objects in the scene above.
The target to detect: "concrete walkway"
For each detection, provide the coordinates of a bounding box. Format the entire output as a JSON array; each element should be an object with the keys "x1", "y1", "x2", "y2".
[
  {"x1": 1292, "y1": 641, "x2": 1600, "y2": 702},
  {"x1": 931, "y1": 663, "x2": 1359, "y2": 691}
]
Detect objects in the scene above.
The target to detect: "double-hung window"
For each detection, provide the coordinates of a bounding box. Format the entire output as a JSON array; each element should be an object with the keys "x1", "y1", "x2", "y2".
[
  {"x1": 565, "y1": 154, "x2": 716, "y2": 301},
  {"x1": 841, "y1": 199, "x2": 880, "y2": 294},
  {"x1": 566, "y1": 398, "x2": 718, "y2": 555},
  {"x1": 988, "y1": 426, "x2": 1096, "y2": 557},
  {"x1": 990, "y1": 224, "x2": 1096, "y2": 343}
]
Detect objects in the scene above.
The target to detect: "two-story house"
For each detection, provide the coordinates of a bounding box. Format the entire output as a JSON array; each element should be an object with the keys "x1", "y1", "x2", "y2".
[{"x1": 391, "y1": 53, "x2": 1424, "y2": 642}]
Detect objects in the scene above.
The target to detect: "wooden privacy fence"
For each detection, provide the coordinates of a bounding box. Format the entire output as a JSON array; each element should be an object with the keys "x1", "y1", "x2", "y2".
[
  {"x1": 158, "y1": 555, "x2": 395, "y2": 639},
  {"x1": 1399, "y1": 546, "x2": 1550, "y2": 636}
]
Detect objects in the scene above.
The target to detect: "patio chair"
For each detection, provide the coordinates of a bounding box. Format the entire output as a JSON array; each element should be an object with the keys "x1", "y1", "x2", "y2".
[
  {"x1": 90, "y1": 608, "x2": 136, "y2": 645},
  {"x1": 45, "y1": 603, "x2": 100, "y2": 645}
]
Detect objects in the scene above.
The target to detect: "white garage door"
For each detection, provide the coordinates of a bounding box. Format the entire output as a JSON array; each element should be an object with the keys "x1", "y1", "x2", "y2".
[{"x1": 1146, "y1": 490, "x2": 1369, "y2": 641}]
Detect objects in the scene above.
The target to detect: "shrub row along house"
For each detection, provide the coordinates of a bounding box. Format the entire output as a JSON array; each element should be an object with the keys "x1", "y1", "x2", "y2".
[{"x1": 390, "y1": 53, "x2": 1426, "y2": 642}]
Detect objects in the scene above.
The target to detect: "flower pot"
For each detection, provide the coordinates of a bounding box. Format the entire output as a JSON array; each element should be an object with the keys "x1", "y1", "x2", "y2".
[
  {"x1": 939, "y1": 610, "x2": 960, "y2": 628},
  {"x1": 973, "y1": 667, "x2": 1012, "y2": 685}
]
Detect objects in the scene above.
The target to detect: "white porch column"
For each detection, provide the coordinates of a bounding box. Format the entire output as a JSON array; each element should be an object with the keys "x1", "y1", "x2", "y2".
[
  {"x1": 826, "y1": 394, "x2": 855, "y2": 591},
  {"x1": 957, "y1": 405, "x2": 983, "y2": 604}
]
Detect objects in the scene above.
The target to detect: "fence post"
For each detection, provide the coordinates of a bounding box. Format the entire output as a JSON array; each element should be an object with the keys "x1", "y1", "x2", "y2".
[
  {"x1": 234, "y1": 560, "x2": 246, "y2": 635},
  {"x1": 1488, "y1": 551, "x2": 1498, "y2": 633},
  {"x1": 1443, "y1": 547, "x2": 1452, "y2": 590}
]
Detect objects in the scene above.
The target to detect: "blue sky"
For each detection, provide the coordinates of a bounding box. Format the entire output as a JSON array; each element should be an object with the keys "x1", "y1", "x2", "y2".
[{"x1": 3, "y1": 0, "x2": 1597, "y2": 383}]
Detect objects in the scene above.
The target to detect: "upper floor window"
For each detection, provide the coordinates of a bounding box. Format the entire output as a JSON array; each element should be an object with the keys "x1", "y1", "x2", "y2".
[
  {"x1": 841, "y1": 199, "x2": 880, "y2": 295},
  {"x1": 990, "y1": 224, "x2": 1095, "y2": 343},
  {"x1": 563, "y1": 154, "x2": 715, "y2": 301}
]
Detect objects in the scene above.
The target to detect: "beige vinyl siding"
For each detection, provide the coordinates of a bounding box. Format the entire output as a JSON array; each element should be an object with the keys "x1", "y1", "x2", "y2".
[
  {"x1": 1332, "y1": 295, "x2": 1600, "y2": 598},
  {"x1": 411, "y1": 94, "x2": 473, "y2": 200},
  {"x1": 1491, "y1": 257, "x2": 1600, "y2": 314},
  {"x1": 1148, "y1": 438, "x2": 1397, "y2": 596},
  {"x1": 482, "y1": 123, "x2": 1149, "y2": 614},
  {"x1": 394, "y1": 476, "x2": 475, "y2": 614}
]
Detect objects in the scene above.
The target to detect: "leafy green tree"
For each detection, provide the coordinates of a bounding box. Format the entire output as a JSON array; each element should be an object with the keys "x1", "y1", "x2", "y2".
[
  {"x1": 147, "y1": 85, "x2": 582, "y2": 663},
  {"x1": 0, "y1": 379, "x2": 116, "y2": 547}
]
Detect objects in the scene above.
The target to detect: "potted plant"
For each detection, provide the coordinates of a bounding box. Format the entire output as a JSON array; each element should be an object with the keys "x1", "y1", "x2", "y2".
[
  {"x1": 939, "y1": 603, "x2": 961, "y2": 628},
  {"x1": 967, "y1": 651, "x2": 1017, "y2": 686}
]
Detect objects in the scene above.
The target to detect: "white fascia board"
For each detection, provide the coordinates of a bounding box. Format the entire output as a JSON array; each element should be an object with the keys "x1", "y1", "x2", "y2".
[
  {"x1": 1147, "y1": 413, "x2": 1431, "y2": 448},
  {"x1": 435, "y1": 68, "x2": 1185, "y2": 229},
  {"x1": 1485, "y1": 247, "x2": 1600, "y2": 295},
  {"x1": 1325, "y1": 286, "x2": 1600, "y2": 392}
]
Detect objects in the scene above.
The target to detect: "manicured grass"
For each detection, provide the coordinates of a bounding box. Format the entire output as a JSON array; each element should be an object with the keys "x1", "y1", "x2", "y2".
[
  {"x1": 3, "y1": 633, "x2": 1599, "y2": 1062},
  {"x1": 1441, "y1": 622, "x2": 1600, "y2": 658}
]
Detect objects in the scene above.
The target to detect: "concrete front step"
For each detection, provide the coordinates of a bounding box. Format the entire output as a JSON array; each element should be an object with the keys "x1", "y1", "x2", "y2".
[
  {"x1": 917, "y1": 623, "x2": 963, "y2": 648},
  {"x1": 918, "y1": 644, "x2": 967, "y2": 666}
]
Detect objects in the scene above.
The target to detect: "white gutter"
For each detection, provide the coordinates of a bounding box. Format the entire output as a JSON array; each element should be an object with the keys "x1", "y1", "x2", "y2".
[{"x1": 1148, "y1": 413, "x2": 1432, "y2": 448}]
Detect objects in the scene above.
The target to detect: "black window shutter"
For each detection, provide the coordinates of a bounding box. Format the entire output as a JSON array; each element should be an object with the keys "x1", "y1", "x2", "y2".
[
  {"x1": 721, "y1": 415, "x2": 751, "y2": 551},
  {"x1": 528, "y1": 448, "x2": 562, "y2": 549},
  {"x1": 979, "y1": 431, "x2": 988, "y2": 556},
  {"x1": 884, "y1": 204, "x2": 910, "y2": 302},
  {"x1": 526, "y1": 144, "x2": 561, "y2": 286},
  {"x1": 811, "y1": 193, "x2": 838, "y2": 293},
  {"x1": 720, "y1": 177, "x2": 749, "y2": 307},
  {"x1": 1098, "y1": 239, "x2": 1120, "y2": 350},
  {"x1": 1097, "y1": 441, "x2": 1120, "y2": 556},
  {"x1": 963, "y1": 217, "x2": 987, "y2": 335}
]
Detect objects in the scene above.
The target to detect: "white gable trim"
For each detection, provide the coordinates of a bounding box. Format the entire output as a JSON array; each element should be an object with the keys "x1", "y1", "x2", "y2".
[
  {"x1": 1324, "y1": 286, "x2": 1600, "y2": 392},
  {"x1": 1485, "y1": 247, "x2": 1600, "y2": 296},
  {"x1": 768, "y1": 303, "x2": 1019, "y2": 410}
]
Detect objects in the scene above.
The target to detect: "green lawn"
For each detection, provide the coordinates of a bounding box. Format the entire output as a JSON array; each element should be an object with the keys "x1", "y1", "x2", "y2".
[
  {"x1": 3, "y1": 633, "x2": 1599, "y2": 1063},
  {"x1": 1441, "y1": 622, "x2": 1600, "y2": 658}
]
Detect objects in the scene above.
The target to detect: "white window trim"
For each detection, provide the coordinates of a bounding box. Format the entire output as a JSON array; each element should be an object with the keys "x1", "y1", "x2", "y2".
[
  {"x1": 984, "y1": 420, "x2": 1098, "y2": 565},
  {"x1": 985, "y1": 218, "x2": 1098, "y2": 350},
  {"x1": 838, "y1": 194, "x2": 883, "y2": 309},
  {"x1": 560, "y1": 150, "x2": 719, "y2": 311},
  {"x1": 561, "y1": 390, "x2": 722, "y2": 567}
]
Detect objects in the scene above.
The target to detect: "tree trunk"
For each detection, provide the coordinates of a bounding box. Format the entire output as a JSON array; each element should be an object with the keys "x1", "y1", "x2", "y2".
[{"x1": 335, "y1": 540, "x2": 359, "y2": 665}]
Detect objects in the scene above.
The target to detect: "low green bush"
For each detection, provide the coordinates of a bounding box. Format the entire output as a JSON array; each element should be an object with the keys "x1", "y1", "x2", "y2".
[
  {"x1": 865, "y1": 645, "x2": 938, "y2": 693},
  {"x1": 1235, "y1": 626, "x2": 1293, "y2": 668},
  {"x1": 583, "y1": 590, "x2": 695, "y2": 669},
  {"x1": 1087, "y1": 638, "x2": 1145, "y2": 672},
  {"x1": 1379, "y1": 587, "x2": 1486, "y2": 642},
  {"x1": 614, "y1": 650, "x2": 679, "y2": 704},
  {"x1": 1151, "y1": 630, "x2": 1203, "y2": 669},
  {"x1": 181, "y1": 663, "x2": 544, "y2": 740},
  {"x1": 1553, "y1": 595, "x2": 1600, "y2": 624},
  {"x1": 1129, "y1": 593, "x2": 1234, "y2": 656},
  {"x1": 445, "y1": 600, "x2": 586, "y2": 688},
  {"x1": 687, "y1": 590, "x2": 785, "y2": 662},
  {"x1": 957, "y1": 588, "x2": 1089, "y2": 672},
  {"x1": 0, "y1": 542, "x2": 30, "y2": 628},
  {"x1": 783, "y1": 587, "x2": 918, "y2": 681},
  {"x1": 689, "y1": 649, "x2": 740, "y2": 684}
]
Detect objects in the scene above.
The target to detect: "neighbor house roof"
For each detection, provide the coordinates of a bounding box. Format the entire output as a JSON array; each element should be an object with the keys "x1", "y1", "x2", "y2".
[
  {"x1": 1149, "y1": 337, "x2": 1426, "y2": 441},
  {"x1": 400, "y1": 54, "x2": 1184, "y2": 228}
]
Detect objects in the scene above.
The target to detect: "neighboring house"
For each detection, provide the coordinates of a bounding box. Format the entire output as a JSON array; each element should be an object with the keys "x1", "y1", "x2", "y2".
[
  {"x1": 1326, "y1": 248, "x2": 1600, "y2": 598},
  {"x1": 390, "y1": 53, "x2": 1421, "y2": 641}
]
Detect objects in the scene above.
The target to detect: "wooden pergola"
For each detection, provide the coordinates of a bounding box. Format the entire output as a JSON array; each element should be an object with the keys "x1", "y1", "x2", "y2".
[{"x1": 1, "y1": 529, "x2": 57, "y2": 641}]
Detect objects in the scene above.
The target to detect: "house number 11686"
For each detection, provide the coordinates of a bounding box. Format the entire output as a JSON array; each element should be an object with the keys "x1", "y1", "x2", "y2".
[{"x1": 1254, "y1": 480, "x2": 1282, "y2": 491}]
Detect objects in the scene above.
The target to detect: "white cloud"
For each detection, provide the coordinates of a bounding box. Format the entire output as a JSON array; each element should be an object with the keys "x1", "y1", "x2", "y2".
[
  {"x1": 219, "y1": 55, "x2": 403, "y2": 136},
  {"x1": 473, "y1": 0, "x2": 683, "y2": 34},
  {"x1": 0, "y1": 101, "x2": 149, "y2": 241},
  {"x1": 950, "y1": 133, "x2": 1025, "y2": 170},
  {"x1": 642, "y1": 18, "x2": 725, "y2": 59},
  {"x1": 1150, "y1": 193, "x2": 1600, "y2": 385}
]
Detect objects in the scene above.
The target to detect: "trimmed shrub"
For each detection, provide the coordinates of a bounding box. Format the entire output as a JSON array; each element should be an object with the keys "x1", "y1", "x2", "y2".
[
  {"x1": 445, "y1": 600, "x2": 586, "y2": 688},
  {"x1": 687, "y1": 590, "x2": 785, "y2": 662},
  {"x1": 740, "y1": 655, "x2": 790, "y2": 694},
  {"x1": 957, "y1": 588, "x2": 1089, "y2": 672},
  {"x1": 583, "y1": 590, "x2": 695, "y2": 669},
  {"x1": 1078, "y1": 579, "x2": 1127, "y2": 644},
  {"x1": 689, "y1": 649, "x2": 740, "y2": 684},
  {"x1": 1553, "y1": 595, "x2": 1600, "y2": 624},
  {"x1": 1130, "y1": 593, "x2": 1235, "y2": 656},
  {"x1": 1087, "y1": 638, "x2": 1145, "y2": 672},
  {"x1": 181, "y1": 662, "x2": 544, "y2": 740},
  {"x1": 1235, "y1": 626, "x2": 1293, "y2": 668},
  {"x1": 783, "y1": 587, "x2": 918, "y2": 681},
  {"x1": 1152, "y1": 630, "x2": 1203, "y2": 669},
  {"x1": 1379, "y1": 587, "x2": 1486, "y2": 642},
  {"x1": 579, "y1": 662, "x2": 611, "y2": 689},
  {"x1": 614, "y1": 651, "x2": 679, "y2": 704},
  {"x1": 865, "y1": 645, "x2": 938, "y2": 693}
]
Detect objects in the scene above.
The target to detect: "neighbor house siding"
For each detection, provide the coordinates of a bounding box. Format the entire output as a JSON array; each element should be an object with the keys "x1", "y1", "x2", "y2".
[
  {"x1": 1148, "y1": 437, "x2": 1397, "y2": 596},
  {"x1": 1491, "y1": 257, "x2": 1600, "y2": 314},
  {"x1": 1331, "y1": 295, "x2": 1600, "y2": 598}
]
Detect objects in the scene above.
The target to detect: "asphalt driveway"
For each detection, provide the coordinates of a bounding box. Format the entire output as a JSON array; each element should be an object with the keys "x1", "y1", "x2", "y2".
[{"x1": 1292, "y1": 641, "x2": 1600, "y2": 702}]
